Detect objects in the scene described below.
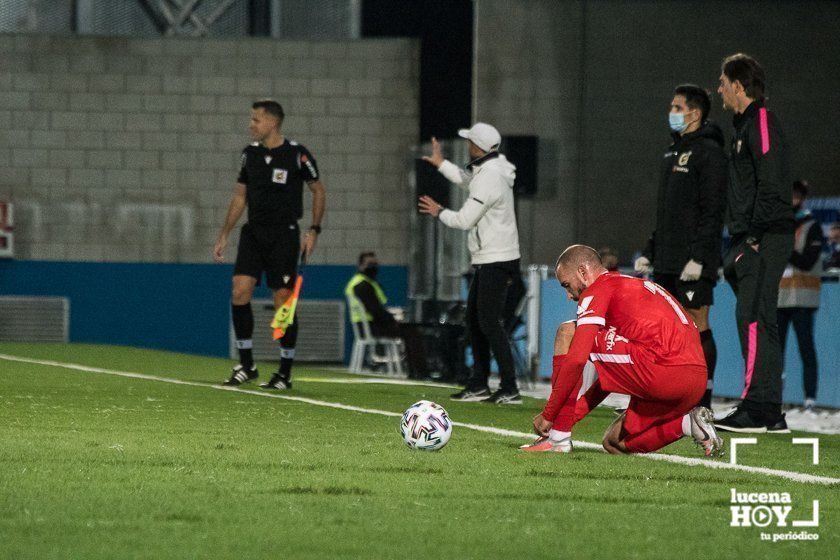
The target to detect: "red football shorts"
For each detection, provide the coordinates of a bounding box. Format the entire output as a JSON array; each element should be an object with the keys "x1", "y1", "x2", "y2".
[{"x1": 587, "y1": 326, "x2": 706, "y2": 453}]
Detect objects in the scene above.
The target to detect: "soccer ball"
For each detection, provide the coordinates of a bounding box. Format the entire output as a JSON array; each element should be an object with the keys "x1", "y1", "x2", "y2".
[{"x1": 400, "y1": 400, "x2": 452, "y2": 451}]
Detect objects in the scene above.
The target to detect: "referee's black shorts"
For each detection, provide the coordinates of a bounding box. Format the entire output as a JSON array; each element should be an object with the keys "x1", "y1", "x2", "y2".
[
  {"x1": 234, "y1": 222, "x2": 299, "y2": 290},
  {"x1": 653, "y1": 273, "x2": 714, "y2": 309}
]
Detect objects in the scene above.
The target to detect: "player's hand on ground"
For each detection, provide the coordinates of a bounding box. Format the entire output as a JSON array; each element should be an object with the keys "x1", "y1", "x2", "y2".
[
  {"x1": 418, "y1": 195, "x2": 444, "y2": 217},
  {"x1": 633, "y1": 256, "x2": 652, "y2": 274},
  {"x1": 421, "y1": 136, "x2": 444, "y2": 168},
  {"x1": 213, "y1": 235, "x2": 227, "y2": 263},
  {"x1": 533, "y1": 413, "x2": 552, "y2": 436},
  {"x1": 301, "y1": 230, "x2": 317, "y2": 260}
]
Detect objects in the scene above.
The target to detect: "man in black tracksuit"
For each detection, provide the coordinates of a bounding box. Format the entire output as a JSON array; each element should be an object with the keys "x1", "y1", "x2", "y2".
[
  {"x1": 715, "y1": 54, "x2": 795, "y2": 433},
  {"x1": 637, "y1": 84, "x2": 727, "y2": 410}
]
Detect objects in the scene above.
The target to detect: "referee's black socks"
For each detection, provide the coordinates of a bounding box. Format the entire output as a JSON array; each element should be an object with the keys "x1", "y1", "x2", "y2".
[
  {"x1": 279, "y1": 319, "x2": 299, "y2": 379},
  {"x1": 232, "y1": 303, "x2": 255, "y2": 369},
  {"x1": 699, "y1": 329, "x2": 717, "y2": 409}
]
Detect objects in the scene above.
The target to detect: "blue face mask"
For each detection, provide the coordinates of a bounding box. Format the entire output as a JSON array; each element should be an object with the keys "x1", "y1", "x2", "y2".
[{"x1": 669, "y1": 112, "x2": 687, "y2": 132}]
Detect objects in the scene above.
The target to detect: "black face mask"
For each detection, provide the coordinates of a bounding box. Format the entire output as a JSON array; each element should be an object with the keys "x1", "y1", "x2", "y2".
[{"x1": 363, "y1": 265, "x2": 379, "y2": 279}]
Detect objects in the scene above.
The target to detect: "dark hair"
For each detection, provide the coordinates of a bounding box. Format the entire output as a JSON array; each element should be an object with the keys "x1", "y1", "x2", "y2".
[
  {"x1": 358, "y1": 251, "x2": 376, "y2": 266},
  {"x1": 674, "y1": 84, "x2": 711, "y2": 122},
  {"x1": 252, "y1": 99, "x2": 285, "y2": 124},
  {"x1": 793, "y1": 180, "x2": 810, "y2": 197},
  {"x1": 721, "y1": 53, "x2": 766, "y2": 101}
]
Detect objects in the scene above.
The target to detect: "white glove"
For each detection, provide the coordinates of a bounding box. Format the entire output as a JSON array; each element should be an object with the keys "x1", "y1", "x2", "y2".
[
  {"x1": 679, "y1": 259, "x2": 703, "y2": 282},
  {"x1": 634, "y1": 256, "x2": 653, "y2": 274}
]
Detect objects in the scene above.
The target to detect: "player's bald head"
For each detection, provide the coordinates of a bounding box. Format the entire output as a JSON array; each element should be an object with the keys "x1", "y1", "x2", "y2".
[{"x1": 555, "y1": 245, "x2": 603, "y2": 272}]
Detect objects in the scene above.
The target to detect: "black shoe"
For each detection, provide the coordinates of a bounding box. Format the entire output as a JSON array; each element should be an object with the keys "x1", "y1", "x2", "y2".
[
  {"x1": 450, "y1": 387, "x2": 491, "y2": 402},
  {"x1": 714, "y1": 407, "x2": 766, "y2": 433},
  {"x1": 766, "y1": 413, "x2": 791, "y2": 434},
  {"x1": 482, "y1": 389, "x2": 523, "y2": 405},
  {"x1": 260, "y1": 373, "x2": 292, "y2": 390},
  {"x1": 223, "y1": 364, "x2": 258, "y2": 386}
]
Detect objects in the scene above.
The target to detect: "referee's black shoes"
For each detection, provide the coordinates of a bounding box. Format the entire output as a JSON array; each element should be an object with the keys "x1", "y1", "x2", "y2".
[
  {"x1": 260, "y1": 372, "x2": 292, "y2": 390},
  {"x1": 223, "y1": 364, "x2": 258, "y2": 386}
]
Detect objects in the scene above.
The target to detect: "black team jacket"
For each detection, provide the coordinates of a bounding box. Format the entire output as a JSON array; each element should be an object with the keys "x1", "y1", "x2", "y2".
[
  {"x1": 726, "y1": 100, "x2": 794, "y2": 242},
  {"x1": 644, "y1": 121, "x2": 728, "y2": 279}
]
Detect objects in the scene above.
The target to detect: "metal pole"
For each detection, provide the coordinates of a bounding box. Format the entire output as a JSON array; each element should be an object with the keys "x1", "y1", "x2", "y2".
[{"x1": 526, "y1": 264, "x2": 548, "y2": 378}]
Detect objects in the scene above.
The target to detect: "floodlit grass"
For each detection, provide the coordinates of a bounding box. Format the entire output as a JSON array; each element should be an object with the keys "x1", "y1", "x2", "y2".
[{"x1": 0, "y1": 343, "x2": 837, "y2": 559}]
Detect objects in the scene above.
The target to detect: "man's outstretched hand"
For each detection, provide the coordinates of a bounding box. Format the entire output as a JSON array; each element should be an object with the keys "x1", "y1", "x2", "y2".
[{"x1": 421, "y1": 136, "x2": 444, "y2": 168}]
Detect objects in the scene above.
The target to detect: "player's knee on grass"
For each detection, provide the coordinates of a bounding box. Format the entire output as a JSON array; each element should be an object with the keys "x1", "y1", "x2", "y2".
[
  {"x1": 602, "y1": 412, "x2": 626, "y2": 454},
  {"x1": 554, "y1": 321, "x2": 576, "y2": 355}
]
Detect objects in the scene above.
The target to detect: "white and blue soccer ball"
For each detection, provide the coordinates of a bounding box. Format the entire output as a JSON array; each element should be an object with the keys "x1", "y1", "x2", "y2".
[{"x1": 400, "y1": 400, "x2": 452, "y2": 451}]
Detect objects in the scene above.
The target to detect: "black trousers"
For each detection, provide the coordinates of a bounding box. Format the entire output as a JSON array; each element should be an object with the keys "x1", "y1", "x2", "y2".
[
  {"x1": 777, "y1": 307, "x2": 818, "y2": 400},
  {"x1": 723, "y1": 233, "x2": 793, "y2": 418},
  {"x1": 465, "y1": 259, "x2": 519, "y2": 392}
]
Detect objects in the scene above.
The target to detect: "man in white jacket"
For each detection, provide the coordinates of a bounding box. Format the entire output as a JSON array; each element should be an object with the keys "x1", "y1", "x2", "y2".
[{"x1": 419, "y1": 122, "x2": 523, "y2": 404}]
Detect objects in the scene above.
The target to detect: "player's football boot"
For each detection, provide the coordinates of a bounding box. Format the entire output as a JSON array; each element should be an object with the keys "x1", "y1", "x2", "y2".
[
  {"x1": 482, "y1": 389, "x2": 523, "y2": 405},
  {"x1": 714, "y1": 406, "x2": 767, "y2": 433},
  {"x1": 260, "y1": 372, "x2": 292, "y2": 390},
  {"x1": 223, "y1": 364, "x2": 258, "y2": 386},
  {"x1": 450, "y1": 387, "x2": 491, "y2": 401},
  {"x1": 765, "y1": 413, "x2": 791, "y2": 434},
  {"x1": 519, "y1": 436, "x2": 572, "y2": 453},
  {"x1": 688, "y1": 407, "x2": 724, "y2": 457}
]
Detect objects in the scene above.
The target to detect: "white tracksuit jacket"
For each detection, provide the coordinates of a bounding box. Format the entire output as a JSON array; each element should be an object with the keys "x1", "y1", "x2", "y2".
[{"x1": 437, "y1": 153, "x2": 520, "y2": 265}]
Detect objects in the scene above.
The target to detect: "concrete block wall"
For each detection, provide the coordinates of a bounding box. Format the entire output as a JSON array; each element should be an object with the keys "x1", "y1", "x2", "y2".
[
  {"x1": 0, "y1": 34, "x2": 419, "y2": 264},
  {"x1": 475, "y1": 0, "x2": 840, "y2": 265}
]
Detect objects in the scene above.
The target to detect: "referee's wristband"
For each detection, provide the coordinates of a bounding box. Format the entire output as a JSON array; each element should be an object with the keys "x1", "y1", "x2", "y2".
[{"x1": 309, "y1": 225, "x2": 322, "y2": 234}]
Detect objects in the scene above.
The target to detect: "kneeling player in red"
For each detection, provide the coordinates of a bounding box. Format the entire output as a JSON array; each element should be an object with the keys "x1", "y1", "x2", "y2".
[{"x1": 521, "y1": 245, "x2": 723, "y2": 457}]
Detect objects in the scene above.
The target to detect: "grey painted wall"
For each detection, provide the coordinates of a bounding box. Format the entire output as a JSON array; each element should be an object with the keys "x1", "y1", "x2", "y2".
[
  {"x1": 0, "y1": 34, "x2": 419, "y2": 264},
  {"x1": 475, "y1": 0, "x2": 840, "y2": 265}
]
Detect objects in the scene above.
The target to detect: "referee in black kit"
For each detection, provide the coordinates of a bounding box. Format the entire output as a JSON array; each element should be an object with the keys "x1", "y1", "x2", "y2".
[{"x1": 213, "y1": 99, "x2": 326, "y2": 390}]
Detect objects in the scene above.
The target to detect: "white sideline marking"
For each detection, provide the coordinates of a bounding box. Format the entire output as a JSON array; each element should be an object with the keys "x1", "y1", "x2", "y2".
[
  {"x1": 1, "y1": 353, "x2": 838, "y2": 487},
  {"x1": 295, "y1": 376, "x2": 461, "y2": 389}
]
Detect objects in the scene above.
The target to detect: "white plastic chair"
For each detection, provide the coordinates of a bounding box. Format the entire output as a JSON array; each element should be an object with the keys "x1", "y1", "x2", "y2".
[{"x1": 346, "y1": 294, "x2": 405, "y2": 376}]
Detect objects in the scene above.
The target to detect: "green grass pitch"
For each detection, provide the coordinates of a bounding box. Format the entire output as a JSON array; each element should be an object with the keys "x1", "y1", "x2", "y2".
[{"x1": 0, "y1": 343, "x2": 837, "y2": 559}]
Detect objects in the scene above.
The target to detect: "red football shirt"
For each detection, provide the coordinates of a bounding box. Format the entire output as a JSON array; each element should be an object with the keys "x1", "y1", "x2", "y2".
[{"x1": 542, "y1": 271, "x2": 705, "y2": 422}]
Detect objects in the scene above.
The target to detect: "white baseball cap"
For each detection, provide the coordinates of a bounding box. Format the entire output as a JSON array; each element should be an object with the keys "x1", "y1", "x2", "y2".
[{"x1": 457, "y1": 122, "x2": 501, "y2": 152}]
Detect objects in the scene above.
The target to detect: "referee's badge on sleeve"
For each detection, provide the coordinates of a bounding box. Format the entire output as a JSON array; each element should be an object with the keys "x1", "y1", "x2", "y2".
[{"x1": 272, "y1": 168, "x2": 288, "y2": 184}]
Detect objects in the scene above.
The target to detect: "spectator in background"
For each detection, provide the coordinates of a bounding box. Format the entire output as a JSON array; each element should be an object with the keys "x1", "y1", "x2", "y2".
[
  {"x1": 778, "y1": 180, "x2": 824, "y2": 410},
  {"x1": 715, "y1": 54, "x2": 795, "y2": 433},
  {"x1": 598, "y1": 247, "x2": 619, "y2": 272},
  {"x1": 825, "y1": 224, "x2": 840, "y2": 270},
  {"x1": 635, "y1": 84, "x2": 727, "y2": 409},
  {"x1": 345, "y1": 251, "x2": 427, "y2": 378}
]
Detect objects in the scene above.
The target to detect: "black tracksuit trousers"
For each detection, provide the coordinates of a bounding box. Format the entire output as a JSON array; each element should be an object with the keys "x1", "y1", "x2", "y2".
[
  {"x1": 723, "y1": 233, "x2": 794, "y2": 419},
  {"x1": 465, "y1": 259, "x2": 519, "y2": 393},
  {"x1": 777, "y1": 307, "x2": 818, "y2": 401}
]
